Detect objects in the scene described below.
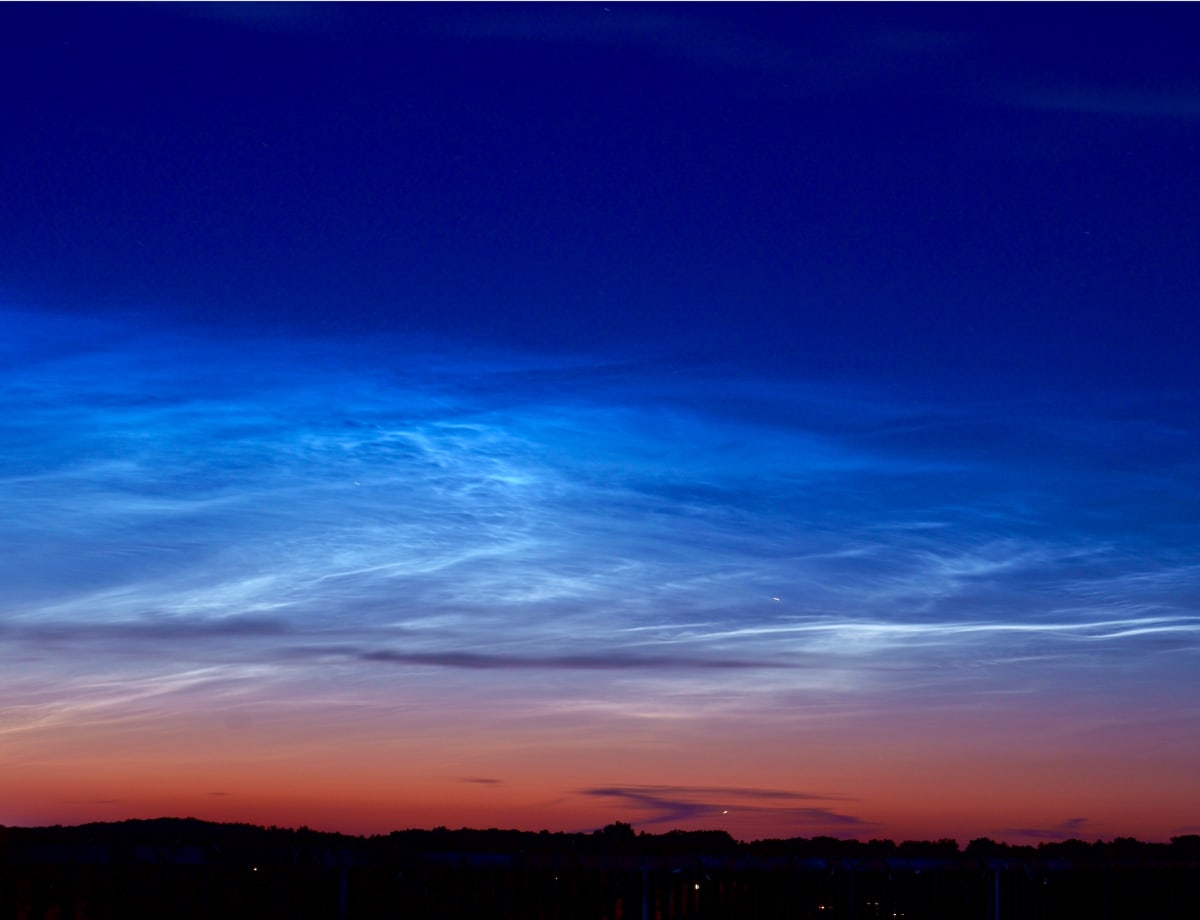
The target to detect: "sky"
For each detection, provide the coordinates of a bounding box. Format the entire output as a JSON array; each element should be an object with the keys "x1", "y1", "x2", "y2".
[{"x1": 1, "y1": 3, "x2": 1198, "y2": 845}]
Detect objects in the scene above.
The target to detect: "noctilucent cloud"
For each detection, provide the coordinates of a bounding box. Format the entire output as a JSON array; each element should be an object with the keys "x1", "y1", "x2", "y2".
[{"x1": 2, "y1": 3, "x2": 1198, "y2": 843}]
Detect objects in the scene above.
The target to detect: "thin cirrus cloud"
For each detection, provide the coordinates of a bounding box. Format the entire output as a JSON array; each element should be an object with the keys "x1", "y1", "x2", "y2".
[
  {"x1": 1001, "y1": 817, "x2": 1091, "y2": 841},
  {"x1": 431, "y1": 6, "x2": 796, "y2": 75},
  {"x1": 580, "y1": 785, "x2": 870, "y2": 831},
  {"x1": 431, "y1": 5, "x2": 973, "y2": 94},
  {"x1": 1002, "y1": 86, "x2": 1200, "y2": 120},
  {"x1": 356, "y1": 649, "x2": 779, "y2": 672}
]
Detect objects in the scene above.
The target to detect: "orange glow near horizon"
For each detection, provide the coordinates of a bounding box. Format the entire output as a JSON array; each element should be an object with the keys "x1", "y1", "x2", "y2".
[{"x1": 5, "y1": 680, "x2": 1196, "y2": 844}]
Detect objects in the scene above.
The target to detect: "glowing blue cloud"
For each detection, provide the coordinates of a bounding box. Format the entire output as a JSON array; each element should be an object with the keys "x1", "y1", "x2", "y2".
[{"x1": 2, "y1": 306, "x2": 1197, "y2": 758}]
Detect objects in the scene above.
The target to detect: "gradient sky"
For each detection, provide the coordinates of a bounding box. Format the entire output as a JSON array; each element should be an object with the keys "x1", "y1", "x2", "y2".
[{"x1": 2, "y1": 3, "x2": 1198, "y2": 844}]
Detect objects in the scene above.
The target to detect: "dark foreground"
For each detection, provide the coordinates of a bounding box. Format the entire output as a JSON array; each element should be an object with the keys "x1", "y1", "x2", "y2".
[{"x1": 3, "y1": 820, "x2": 1198, "y2": 919}]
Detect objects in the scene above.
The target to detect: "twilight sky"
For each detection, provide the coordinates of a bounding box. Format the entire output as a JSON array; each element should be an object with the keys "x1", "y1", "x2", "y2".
[{"x1": 2, "y1": 3, "x2": 1198, "y2": 844}]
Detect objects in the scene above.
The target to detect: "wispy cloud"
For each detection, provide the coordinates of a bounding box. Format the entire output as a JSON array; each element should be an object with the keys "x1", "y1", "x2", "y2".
[
  {"x1": 580, "y1": 785, "x2": 869, "y2": 830},
  {"x1": 432, "y1": 6, "x2": 797, "y2": 76},
  {"x1": 1, "y1": 616, "x2": 290, "y2": 642},
  {"x1": 162, "y1": 2, "x2": 343, "y2": 34},
  {"x1": 1001, "y1": 817, "x2": 1091, "y2": 841},
  {"x1": 1003, "y1": 87, "x2": 1200, "y2": 120},
  {"x1": 358, "y1": 649, "x2": 780, "y2": 672},
  {"x1": 433, "y1": 6, "x2": 972, "y2": 93}
]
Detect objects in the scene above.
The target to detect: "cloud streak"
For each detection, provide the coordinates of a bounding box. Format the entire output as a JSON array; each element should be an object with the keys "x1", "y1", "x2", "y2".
[
  {"x1": 580, "y1": 785, "x2": 870, "y2": 830},
  {"x1": 1003, "y1": 87, "x2": 1200, "y2": 121},
  {"x1": 1001, "y1": 818, "x2": 1092, "y2": 841},
  {"x1": 358, "y1": 649, "x2": 782, "y2": 672}
]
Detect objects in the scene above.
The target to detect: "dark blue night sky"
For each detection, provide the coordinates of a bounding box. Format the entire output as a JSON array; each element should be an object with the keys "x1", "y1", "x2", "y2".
[{"x1": 2, "y1": 3, "x2": 1198, "y2": 842}]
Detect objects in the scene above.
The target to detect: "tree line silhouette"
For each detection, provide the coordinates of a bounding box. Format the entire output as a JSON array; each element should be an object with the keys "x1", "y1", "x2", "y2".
[
  {"x1": 5, "y1": 817, "x2": 1199, "y2": 862},
  {"x1": 4, "y1": 818, "x2": 1199, "y2": 919}
]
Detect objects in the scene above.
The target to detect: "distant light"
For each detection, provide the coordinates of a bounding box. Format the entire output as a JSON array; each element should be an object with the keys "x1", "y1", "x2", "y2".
[
  {"x1": 772, "y1": 596, "x2": 781, "y2": 602},
  {"x1": 722, "y1": 810, "x2": 728, "y2": 814},
  {"x1": 694, "y1": 883, "x2": 700, "y2": 890}
]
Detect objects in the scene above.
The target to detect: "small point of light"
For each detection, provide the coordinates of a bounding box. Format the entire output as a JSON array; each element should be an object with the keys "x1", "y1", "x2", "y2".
[
  {"x1": 722, "y1": 810, "x2": 728, "y2": 814},
  {"x1": 771, "y1": 596, "x2": 781, "y2": 602},
  {"x1": 694, "y1": 883, "x2": 700, "y2": 890}
]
